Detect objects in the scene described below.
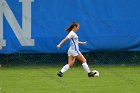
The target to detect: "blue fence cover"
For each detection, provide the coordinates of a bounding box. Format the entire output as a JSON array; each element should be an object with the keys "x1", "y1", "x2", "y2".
[{"x1": 0, "y1": 0, "x2": 140, "y2": 54}]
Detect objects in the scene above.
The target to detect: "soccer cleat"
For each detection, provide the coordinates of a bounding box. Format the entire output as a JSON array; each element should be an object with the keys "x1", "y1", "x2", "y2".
[
  {"x1": 57, "y1": 71, "x2": 63, "y2": 77},
  {"x1": 88, "y1": 71, "x2": 97, "y2": 77}
]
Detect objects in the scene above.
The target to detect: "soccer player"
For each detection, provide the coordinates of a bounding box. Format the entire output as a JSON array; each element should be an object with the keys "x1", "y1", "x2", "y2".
[{"x1": 56, "y1": 22, "x2": 96, "y2": 77}]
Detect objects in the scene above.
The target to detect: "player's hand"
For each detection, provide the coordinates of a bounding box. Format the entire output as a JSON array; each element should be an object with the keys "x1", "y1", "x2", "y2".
[
  {"x1": 82, "y1": 41, "x2": 87, "y2": 45},
  {"x1": 56, "y1": 44, "x2": 61, "y2": 49}
]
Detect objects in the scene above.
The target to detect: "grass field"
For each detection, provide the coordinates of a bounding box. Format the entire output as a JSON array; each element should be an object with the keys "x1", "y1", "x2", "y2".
[{"x1": 0, "y1": 65, "x2": 140, "y2": 93}]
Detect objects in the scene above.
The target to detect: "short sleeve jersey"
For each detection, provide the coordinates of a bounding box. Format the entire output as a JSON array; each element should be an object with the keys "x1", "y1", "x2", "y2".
[{"x1": 67, "y1": 31, "x2": 79, "y2": 51}]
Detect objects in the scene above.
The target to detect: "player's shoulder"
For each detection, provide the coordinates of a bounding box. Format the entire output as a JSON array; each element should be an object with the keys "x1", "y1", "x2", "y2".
[{"x1": 69, "y1": 30, "x2": 75, "y2": 35}]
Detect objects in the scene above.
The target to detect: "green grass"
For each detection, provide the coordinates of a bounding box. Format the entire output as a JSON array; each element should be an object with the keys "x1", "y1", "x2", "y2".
[{"x1": 0, "y1": 65, "x2": 140, "y2": 93}]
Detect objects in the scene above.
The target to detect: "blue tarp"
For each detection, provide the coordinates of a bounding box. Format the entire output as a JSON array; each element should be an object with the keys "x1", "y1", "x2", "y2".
[{"x1": 0, "y1": 0, "x2": 140, "y2": 54}]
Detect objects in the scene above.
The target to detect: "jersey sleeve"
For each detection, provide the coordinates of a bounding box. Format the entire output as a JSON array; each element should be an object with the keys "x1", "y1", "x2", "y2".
[{"x1": 66, "y1": 31, "x2": 74, "y2": 39}]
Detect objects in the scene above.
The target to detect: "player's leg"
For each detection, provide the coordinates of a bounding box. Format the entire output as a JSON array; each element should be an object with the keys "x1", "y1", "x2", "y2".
[
  {"x1": 76, "y1": 54, "x2": 90, "y2": 73},
  {"x1": 60, "y1": 56, "x2": 75, "y2": 73},
  {"x1": 68, "y1": 55, "x2": 75, "y2": 67},
  {"x1": 76, "y1": 53, "x2": 95, "y2": 77},
  {"x1": 57, "y1": 56, "x2": 75, "y2": 77}
]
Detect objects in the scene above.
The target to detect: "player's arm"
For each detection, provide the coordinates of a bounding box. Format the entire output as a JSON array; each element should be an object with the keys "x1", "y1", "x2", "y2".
[
  {"x1": 57, "y1": 31, "x2": 74, "y2": 49},
  {"x1": 78, "y1": 41, "x2": 87, "y2": 45},
  {"x1": 0, "y1": 46, "x2": 2, "y2": 49},
  {"x1": 56, "y1": 37, "x2": 69, "y2": 49}
]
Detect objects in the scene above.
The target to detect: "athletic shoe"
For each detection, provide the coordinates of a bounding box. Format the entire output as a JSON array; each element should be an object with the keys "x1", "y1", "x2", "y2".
[
  {"x1": 88, "y1": 71, "x2": 96, "y2": 77},
  {"x1": 57, "y1": 71, "x2": 63, "y2": 77}
]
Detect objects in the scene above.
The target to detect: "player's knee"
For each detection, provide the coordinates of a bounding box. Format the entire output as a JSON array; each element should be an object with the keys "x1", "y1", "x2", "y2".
[
  {"x1": 69, "y1": 64, "x2": 73, "y2": 67},
  {"x1": 82, "y1": 59, "x2": 87, "y2": 63},
  {"x1": 68, "y1": 63, "x2": 74, "y2": 67}
]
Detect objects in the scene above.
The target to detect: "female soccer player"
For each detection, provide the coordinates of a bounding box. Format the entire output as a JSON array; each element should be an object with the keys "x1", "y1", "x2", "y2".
[{"x1": 56, "y1": 22, "x2": 96, "y2": 77}]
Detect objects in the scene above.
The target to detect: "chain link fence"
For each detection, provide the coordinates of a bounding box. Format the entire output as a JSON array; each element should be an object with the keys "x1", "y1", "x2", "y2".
[{"x1": 0, "y1": 51, "x2": 140, "y2": 67}]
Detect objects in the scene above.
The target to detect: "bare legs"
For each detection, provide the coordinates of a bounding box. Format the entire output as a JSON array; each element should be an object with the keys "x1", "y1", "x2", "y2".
[
  {"x1": 58, "y1": 53, "x2": 94, "y2": 77},
  {"x1": 60, "y1": 56, "x2": 75, "y2": 73},
  {"x1": 76, "y1": 54, "x2": 90, "y2": 73}
]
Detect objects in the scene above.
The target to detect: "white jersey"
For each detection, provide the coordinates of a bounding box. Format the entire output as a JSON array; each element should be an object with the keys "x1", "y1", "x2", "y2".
[{"x1": 67, "y1": 31, "x2": 81, "y2": 56}]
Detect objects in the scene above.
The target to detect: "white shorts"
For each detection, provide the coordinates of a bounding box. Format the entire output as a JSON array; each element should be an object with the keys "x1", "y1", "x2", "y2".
[{"x1": 67, "y1": 49, "x2": 81, "y2": 56}]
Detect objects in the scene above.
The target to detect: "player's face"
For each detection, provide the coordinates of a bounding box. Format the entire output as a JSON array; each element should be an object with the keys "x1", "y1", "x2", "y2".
[
  {"x1": 77, "y1": 25, "x2": 80, "y2": 30},
  {"x1": 74, "y1": 25, "x2": 80, "y2": 32}
]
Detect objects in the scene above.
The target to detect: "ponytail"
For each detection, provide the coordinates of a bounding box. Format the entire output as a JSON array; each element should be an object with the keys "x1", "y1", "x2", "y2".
[{"x1": 65, "y1": 22, "x2": 79, "y2": 33}]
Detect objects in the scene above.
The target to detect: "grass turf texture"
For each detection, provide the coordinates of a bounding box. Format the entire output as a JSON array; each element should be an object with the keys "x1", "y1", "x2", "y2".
[{"x1": 0, "y1": 65, "x2": 140, "y2": 93}]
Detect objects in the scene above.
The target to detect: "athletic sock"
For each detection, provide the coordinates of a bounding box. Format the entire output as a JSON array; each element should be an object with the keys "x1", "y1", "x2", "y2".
[
  {"x1": 82, "y1": 62, "x2": 90, "y2": 73},
  {"x1": 60, "y1": 64, "x2": 70, "y2": 73}
]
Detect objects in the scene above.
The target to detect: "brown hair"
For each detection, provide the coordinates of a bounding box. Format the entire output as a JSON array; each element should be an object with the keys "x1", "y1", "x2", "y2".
[{"x1": 65, "y1": 22, "x2": 79, "y2": 33}]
